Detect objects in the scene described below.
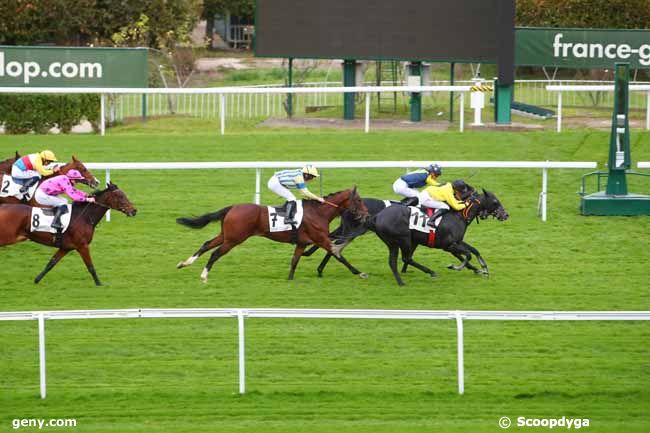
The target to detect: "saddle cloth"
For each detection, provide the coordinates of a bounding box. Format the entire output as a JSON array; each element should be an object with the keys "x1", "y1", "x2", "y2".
[
  {"x1": 0, "y1": 174, "x2": 38, "y2": 200},
  {"x1": 408, "y1": 206, "x2": 442, "y2": 233},
  {"x1": 30, "y1": 205, "x2": 72, "y2": 234},
  {"x1": 267, "y1": 201, "x2": 304, "y2": 233}
]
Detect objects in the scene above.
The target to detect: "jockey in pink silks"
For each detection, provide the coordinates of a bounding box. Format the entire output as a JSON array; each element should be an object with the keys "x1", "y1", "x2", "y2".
[{"x1": 34, "y1": 169, "x2": 95, "y2": 231}]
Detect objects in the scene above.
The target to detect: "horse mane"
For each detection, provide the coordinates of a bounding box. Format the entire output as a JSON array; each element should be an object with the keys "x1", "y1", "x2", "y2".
[{"x1": 92, "y1": 182, "x2": 118, "y2": 197}]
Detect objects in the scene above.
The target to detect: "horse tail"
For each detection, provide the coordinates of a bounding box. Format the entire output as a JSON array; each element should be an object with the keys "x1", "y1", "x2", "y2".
[{"x1": 176, "y1": 206, "x2": 233, "y2": 229}]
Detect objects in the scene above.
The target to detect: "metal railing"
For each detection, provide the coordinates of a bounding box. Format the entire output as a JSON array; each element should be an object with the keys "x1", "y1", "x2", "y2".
[
  {"x1": 84, "y1": 160, "x2": 598, "y2": 222},
  {"x1": 2, "y1": 308, "x2": 648, "y2": 399}
]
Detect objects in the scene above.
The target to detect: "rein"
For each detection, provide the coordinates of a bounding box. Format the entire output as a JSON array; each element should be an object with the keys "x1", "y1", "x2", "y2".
[{"x1": 323, "y1": 200, "x2": 339, "y2": 208}]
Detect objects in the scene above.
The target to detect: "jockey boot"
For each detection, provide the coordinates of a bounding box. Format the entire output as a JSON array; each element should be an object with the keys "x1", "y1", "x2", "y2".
[
  {"x1": 284, "y1": 201, "x2": 297, "y2": 225},
  {"x1": 51, "y1": 205, "x2": 68, "y2": 232},
  {"x1": 400, "y1": 197, "x2": 419, "y2": 207},
  {"x1": 19, "y1": 177, "x2": 39, "y2": 194},
  {"x1": 427, "y1": 208, "x2": 448, "y2": 228}
]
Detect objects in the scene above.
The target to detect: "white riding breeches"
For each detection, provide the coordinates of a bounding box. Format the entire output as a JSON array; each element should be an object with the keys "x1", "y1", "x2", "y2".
[
  {"x1": 418, "y1": 190, "x2": 449, "y2": 210},
  {"x1": 268, "y1": 176, "x2": 297, "y2": 201},
  {"x1": 11, "y1": 165, "x2": 39, "y2": 180},
  {"x1": 393, "y1": 178, "x2": 420, "y2": 198},
  {"x1": 35, "y1": 189, "x2": 67, "y2": 207}
]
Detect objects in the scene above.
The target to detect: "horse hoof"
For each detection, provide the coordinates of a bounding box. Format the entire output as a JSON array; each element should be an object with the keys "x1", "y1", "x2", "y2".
[
  {"x1": 430, "y1": 272, "x2": 437, "y2": 279},
  {"x1": 358, "y1": 272, "x2": 368, "y2": 279},
  {"x1": 176, "y1": 262, "x2": 185, "y2": 269},
  {"x1": 447, "y1": 264, "x2": 455, "y2": 269},
  {"x1": 200, "y1": 269, "x2": 209, "y2": 283}
]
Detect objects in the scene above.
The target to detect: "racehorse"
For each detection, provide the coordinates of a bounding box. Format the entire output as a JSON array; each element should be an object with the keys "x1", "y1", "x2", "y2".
[
  {"x1": 0, "y1": 155, "x2": 100, "y2": 205},
  {"x1": 176, "y1": 187, "x2": 369, "y2": 283},
  {"x1": 0, "y1": 151, "x2": 20, "y2": 173},
  {"x1": 0, "y1": 182, "x2": 137, "y2": 285},
  {"x1": 370, "y1": 189, "x2": 509, "y2": 286}
]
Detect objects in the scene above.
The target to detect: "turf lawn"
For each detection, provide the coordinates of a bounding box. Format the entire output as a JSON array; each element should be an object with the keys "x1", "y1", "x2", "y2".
[{"x1": 0, "y1": 118, "x2": 649, "y2": 432}]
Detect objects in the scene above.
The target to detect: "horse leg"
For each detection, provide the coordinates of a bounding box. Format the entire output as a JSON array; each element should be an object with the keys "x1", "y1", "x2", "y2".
[
  {"x1": 302, "y1": 244, "x2": 320, "y2": 257},
  {"x1": 77, "y1": 244, "x2": 101, "y2": 286},
  {"x1": 288, "y1": 244, "x2": 306, "y2": 280},
  {"x1": 34, "y1": 249, "x2": 69, "y2": 284},
  {"x1": 387, "y1": 244, "x2": 405, "y2": 286},
  {"x1": 401, "y1": 244, "x2": 418, "y2": 274},
  {"x1": 461, "y1": 241, "x2": 489, "y2": 276},
  {"x1": 177, "y1": 233, "x2": 224, "y2": 268},
  {"x1": 399, "y1": 241, "x2": 436, "y2": 279},
  {"x1": 200, "y1": 238, "x2": 243, "y2": 283}
]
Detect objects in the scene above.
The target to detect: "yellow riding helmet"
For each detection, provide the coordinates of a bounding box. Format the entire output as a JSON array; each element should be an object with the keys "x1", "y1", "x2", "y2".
[
  {"x1": 302, "y1": 164, "x2": 320, "y2": 177},
  {"x1": 40, "y1": 150, "x2": 58, "y2": 162}
]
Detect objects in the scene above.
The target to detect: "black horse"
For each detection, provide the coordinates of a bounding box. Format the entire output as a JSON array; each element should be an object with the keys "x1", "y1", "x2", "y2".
[
  {"x1": 370, "y1": 189, "x2": 509, "y2": 286},
  {"x1": 304, "y1": 181, "x2": 479, "y2": 279}
]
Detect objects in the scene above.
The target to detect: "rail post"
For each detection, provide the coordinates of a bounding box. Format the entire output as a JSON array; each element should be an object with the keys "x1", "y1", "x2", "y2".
[
  {"x1": 255, "y1": 169, "x2": 262, "y2": 204},
  {"x1": 237, "y1": 310, "x2": 246, "y2": 394},
  {"x1": 557, "y1": 92, "x2": 563, "y2": 132},
  {"x1": 364, "y1": 92, "x2": 371, "y2": 133},
  {"x1": 100, "y1": 94, "x2": 105, "y2": 136},
  {"x1": 220, "y1": 94, "x2": 226, "y2": 135},
  {"x1": 38, "y1": 313, "x2": 47, "y2": 399},
  {"x1": 455, "y1": 311, "x2": 464, "y2": 395},
  {"x1": 105, "y1": 169, "x2": 111, "y2": 222}
]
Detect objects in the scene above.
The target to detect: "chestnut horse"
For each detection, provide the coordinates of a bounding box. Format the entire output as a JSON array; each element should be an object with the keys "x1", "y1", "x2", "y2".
[
  {"x1": 0, "y1": 183, "x2": 137, "y2": 285},
  {"x1": 0, "y1": 151, "x2": 20, "y2": 173},
  {"x1": 176, "y1": 187, "x2": 368, "y2": 283},
  {"x1": 0, "y1": 155, "x2": 99, "y2": 205}
]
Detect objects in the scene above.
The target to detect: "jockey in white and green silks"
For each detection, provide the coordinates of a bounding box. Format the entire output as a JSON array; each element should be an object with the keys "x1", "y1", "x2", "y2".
[{"x1": 268, "y1": 164, "x2": 325, "y2": 225}]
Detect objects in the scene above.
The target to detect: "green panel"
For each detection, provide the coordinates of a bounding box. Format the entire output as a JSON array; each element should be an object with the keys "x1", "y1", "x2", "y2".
[
  {"x1": 495, "y1": 82, "x2": 512, "y2": 124},
  {"x1": 0, "y1": 46, "x2": 148, "y2": 88},
  {"x1": 581, "y1": 192, "x2": 650, "y2": 216},
  {"x1": 343, "y1": 60, "x2": 356, "y2": 120},
  {"x1": 516, "y1": 27, "x2": 650, "y2": 69}
]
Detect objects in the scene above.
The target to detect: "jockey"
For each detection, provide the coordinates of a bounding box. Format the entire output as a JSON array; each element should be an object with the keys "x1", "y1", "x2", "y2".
[
  {"x1": 418, "y1": 181, "x2": 468, "y2": 228},
  {"x1": 34, "y1": 169, "x2": 95, "y2": 232},
  {"x1": 268, "y1": 164, "x2": 325, "y2": 225},
  {"x1": 393, "y1": 163, "x2": 442, "y2": 203},
  {"x1": 11, "y1": 150, "x2": 60, "y2": 194}
]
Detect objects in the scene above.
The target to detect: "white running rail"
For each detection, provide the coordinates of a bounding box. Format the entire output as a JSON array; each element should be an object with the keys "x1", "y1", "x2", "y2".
[
  {"x1": 85, "y1": 160, "x2": 597, "y2": 222},
  {"x1": 546, "y1": 84, "x2": 650, "y2": 132},
  {"x1": 1, "y1": 308, "x2": 648, "y2": 399},
  {"x1": 0, "y1": 85, "x2": 471, "y2": 136},
  {"x1": 638, "y1": 162, "x2": 650, "y2": 168}
]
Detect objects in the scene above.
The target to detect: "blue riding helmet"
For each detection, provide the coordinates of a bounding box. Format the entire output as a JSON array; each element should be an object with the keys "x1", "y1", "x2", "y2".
[{"x1": 427, "y1": 164, "x2": 442, "y2": 176}]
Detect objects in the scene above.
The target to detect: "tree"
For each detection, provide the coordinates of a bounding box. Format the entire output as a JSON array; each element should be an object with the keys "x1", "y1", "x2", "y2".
[{"x1": 516, "y1": 0, "x2": 650, "y2": 29}]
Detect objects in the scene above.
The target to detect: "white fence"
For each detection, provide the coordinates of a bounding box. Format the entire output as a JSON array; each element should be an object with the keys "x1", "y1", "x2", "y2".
[
  {"x1": 86, "y1": 160, "x2": 597, "y2": 222},
  {"x1": 0, "y1": 85, "x2": 472, "y2": 136},
  {"x1": 1, "y1": 308, "x2": 648, "y2": 399},
  {"x1": 639, "y1": 162, "x2": 650, "y2": 168},
  {"x1": 546, "y1": 84, "x2": 650, "y2": 132}
]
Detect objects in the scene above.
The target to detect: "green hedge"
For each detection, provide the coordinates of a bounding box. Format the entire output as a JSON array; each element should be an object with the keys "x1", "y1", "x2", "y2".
[{"x1": 0, "y1": 94, "x2": 100, "y2": 134}]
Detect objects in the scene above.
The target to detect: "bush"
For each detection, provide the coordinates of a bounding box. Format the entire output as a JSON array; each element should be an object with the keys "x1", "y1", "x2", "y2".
[{"x1": 0, "y1": 94, "x2": 100, "y2": 134}]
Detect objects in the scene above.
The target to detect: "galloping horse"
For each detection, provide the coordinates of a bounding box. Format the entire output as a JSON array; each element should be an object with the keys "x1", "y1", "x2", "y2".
[
  {"x1": 370, "y1": 189, "x2": 509, "y2": 285},
  {"x1": 0, "y1": 183, "x2": 137, "y2": 285},
  {"x1": 176, "y1": 187, "x2": 368, "y2": 283},
  {"x1": 0, "y1": 155, "x2": 99, "y2": 205}
]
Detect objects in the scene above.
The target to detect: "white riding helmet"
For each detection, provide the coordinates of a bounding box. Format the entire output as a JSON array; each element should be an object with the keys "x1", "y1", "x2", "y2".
[{"x1": 302, "y1": 164, "x2": 320, "y2": 177}]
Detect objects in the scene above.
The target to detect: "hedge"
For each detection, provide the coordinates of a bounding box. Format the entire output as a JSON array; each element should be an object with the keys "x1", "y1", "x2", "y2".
[{"x1": 0, "y1": 94, "x2": 100, "y2": 134}]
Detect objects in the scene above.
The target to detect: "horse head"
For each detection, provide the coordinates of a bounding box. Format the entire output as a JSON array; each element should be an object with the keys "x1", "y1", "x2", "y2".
[
  {"x1": 478, "y1": 189, "x2": 509, "y2": 221},
  {"x1": 94, "y1": 182, "x2": 137, "y2": 217},
  {"x1": 59, "y1": 156, "x2": 99, "y2": 188},
  {"x1": 341, "y1": 186, "x2": 369, "y2": 223}
]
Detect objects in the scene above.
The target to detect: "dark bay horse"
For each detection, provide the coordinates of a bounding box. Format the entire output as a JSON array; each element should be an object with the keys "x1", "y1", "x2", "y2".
[
  {"x1": 370, "y1": 189, "x2": 509, "y2": 286},
  {"x1": 176, "y1": 187, "x2": 368, "y2": 283},
  {"x1": 0, "y1": 155, "x2": 99, "y2": 205},
  {"x1": 0, "y1": 182, "x2": 137, "y2": 285}
]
